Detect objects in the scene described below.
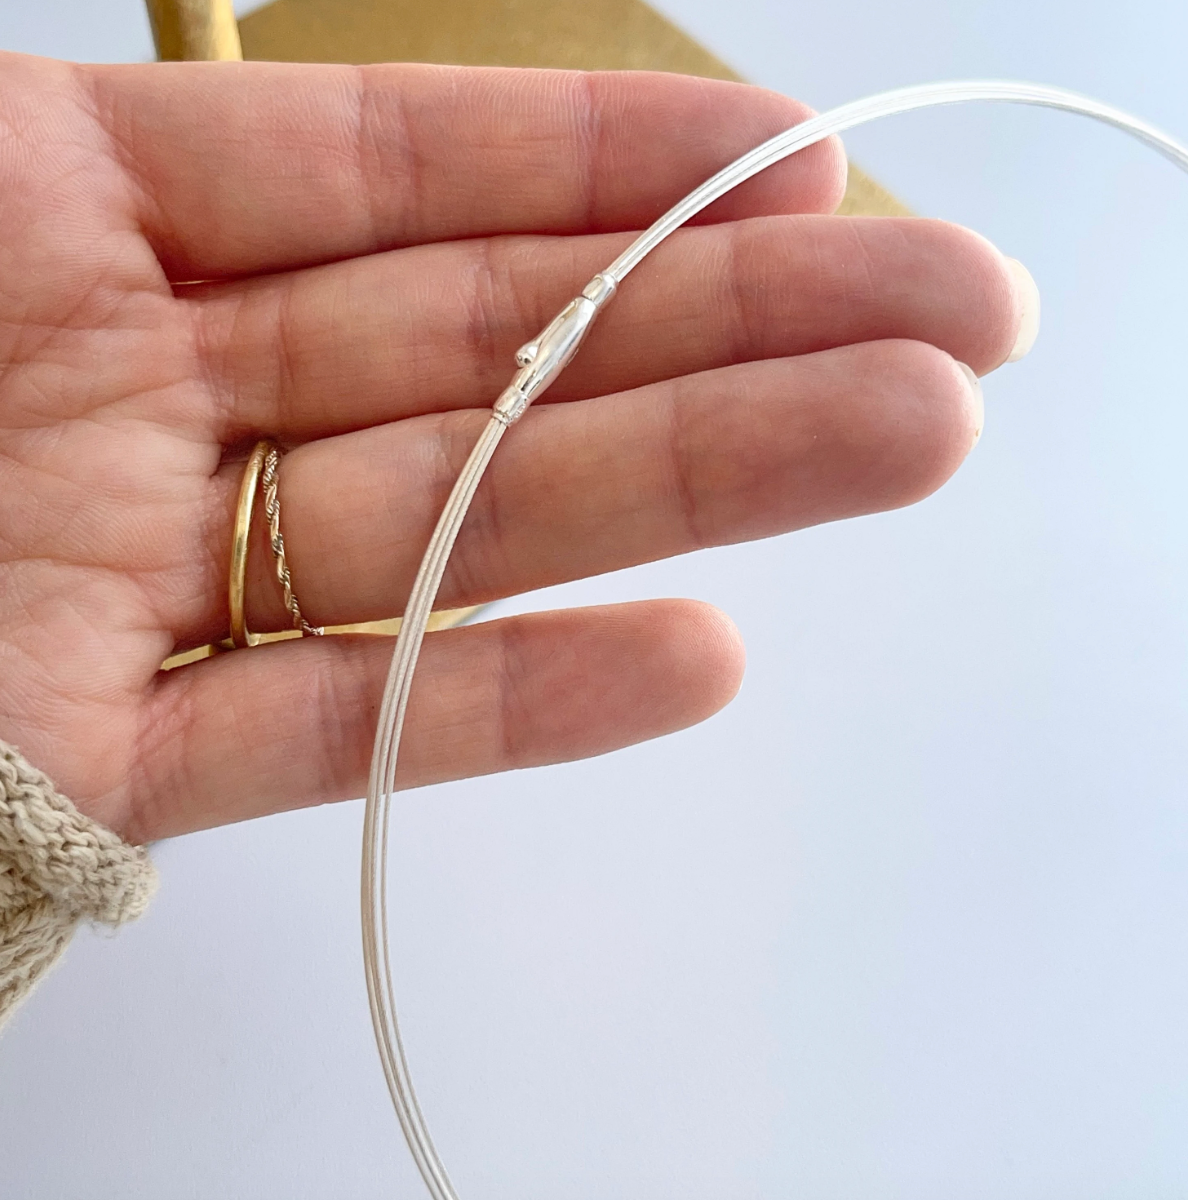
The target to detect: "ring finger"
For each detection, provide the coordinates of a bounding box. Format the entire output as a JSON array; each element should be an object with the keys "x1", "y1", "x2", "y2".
[{"x1": 182, "y1": 335, "x2": 984, "y2": 649}]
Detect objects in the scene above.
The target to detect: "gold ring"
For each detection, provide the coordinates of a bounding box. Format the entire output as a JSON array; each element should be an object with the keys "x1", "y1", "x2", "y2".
[
  {"x1": 228, "y1": 440, "x2": 273, "y2": 648},
  {"x1": 261, "y1": 443, "x2": 324, "y2": 638},
  {"x1": 217, "y1": 437, "x2": 477, "y2": 662}
]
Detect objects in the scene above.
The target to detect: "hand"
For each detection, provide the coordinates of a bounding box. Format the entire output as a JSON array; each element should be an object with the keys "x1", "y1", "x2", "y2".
[{"x1": 0, "y1": 52, "x2": 1027, "y2": 843}]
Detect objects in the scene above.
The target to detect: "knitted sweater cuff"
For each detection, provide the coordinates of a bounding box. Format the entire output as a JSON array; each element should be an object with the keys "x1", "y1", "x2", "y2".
[{"x1": 0, "y1": 740, "x2": 157, "y2": 1025}]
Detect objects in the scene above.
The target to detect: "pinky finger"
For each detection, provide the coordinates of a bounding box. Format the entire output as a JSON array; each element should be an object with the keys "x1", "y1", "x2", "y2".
[{"x1": 126, "y1": 600, "x2": 745, "y2": 843}]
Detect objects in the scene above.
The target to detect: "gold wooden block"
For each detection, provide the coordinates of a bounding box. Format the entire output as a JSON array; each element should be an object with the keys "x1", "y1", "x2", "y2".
[{"x1": 147, "y1": 0, "x2": 243, "y2": 61}]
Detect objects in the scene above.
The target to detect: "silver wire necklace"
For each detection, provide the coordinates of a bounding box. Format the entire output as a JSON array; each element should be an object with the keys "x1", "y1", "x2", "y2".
[{"x1": 360, "y1": 80, "x2": 1188, "y2": 1200}]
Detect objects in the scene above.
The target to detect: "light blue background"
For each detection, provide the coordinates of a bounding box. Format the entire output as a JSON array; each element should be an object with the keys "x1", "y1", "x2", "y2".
[{"x1": 1, "y1": 1, "x2": 1186, "y2": 1197}]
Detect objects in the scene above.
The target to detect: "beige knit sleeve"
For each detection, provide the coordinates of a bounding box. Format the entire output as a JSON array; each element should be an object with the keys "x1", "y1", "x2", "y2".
[{"x1": 0, "y1": 740, "x2": 157, "y2": 1025}]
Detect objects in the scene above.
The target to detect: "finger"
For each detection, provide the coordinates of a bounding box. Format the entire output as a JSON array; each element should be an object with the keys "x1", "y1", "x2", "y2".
[
  {"x1": 193, "y1": 215, "x2": 1021, "y2": 440},
  {"x1": 126, "y1": 600, "x2": 744, "y2": 842},
  {"x1": 85, "y1": 60, "x2": 846, "y2": 279},
  {"x1": 183, "y1": 338, "x2": 980, "y2": 647}
]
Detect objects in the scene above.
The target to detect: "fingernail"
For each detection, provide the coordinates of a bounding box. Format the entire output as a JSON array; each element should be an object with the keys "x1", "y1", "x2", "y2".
[
  {"x1": 958, "y1": 361, "x2": 984, "y2": 440},
  {"x1": 1006, "y1": 257, "x2": 1041, "y2": 362}
]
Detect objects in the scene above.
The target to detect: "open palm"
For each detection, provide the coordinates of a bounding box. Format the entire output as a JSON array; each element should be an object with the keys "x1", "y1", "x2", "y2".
[{"x1": 0, "y1": 52, "x2": 1022, "y2": 844}]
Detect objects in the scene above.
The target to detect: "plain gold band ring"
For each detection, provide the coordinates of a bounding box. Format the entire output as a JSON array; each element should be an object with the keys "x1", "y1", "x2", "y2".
[{"x1": 228, "y1": 440, "x2": 273, "y2": 649}]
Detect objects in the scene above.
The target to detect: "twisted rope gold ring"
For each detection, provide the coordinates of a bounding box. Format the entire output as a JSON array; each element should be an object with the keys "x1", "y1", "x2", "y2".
[{"x1": 261, "y1": 444, "x2": 324, "y2": 639}]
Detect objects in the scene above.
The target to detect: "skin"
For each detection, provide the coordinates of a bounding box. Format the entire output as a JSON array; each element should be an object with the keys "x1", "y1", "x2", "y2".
[{"x1": 0, "y1": 53, "x2": 1024, "y2": 844}]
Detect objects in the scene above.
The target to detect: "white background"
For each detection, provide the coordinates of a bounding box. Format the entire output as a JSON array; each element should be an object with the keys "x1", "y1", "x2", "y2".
[{"x1": 1, "y1": 1, "x2": 1187, "y2": 1197}]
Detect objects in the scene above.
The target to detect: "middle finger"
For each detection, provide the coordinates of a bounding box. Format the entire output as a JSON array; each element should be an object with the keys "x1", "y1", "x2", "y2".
[{"x1": 191, "y1": 214, "x2": 1023, "y2": 440}]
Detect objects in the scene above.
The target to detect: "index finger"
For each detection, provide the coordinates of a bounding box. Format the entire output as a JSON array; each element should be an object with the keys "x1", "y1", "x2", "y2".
[{"x1": 86, "y1": 60, "x2": 847, "y2": 279}]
